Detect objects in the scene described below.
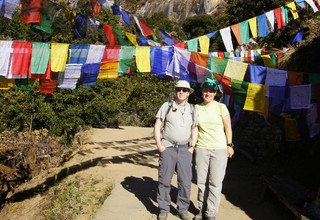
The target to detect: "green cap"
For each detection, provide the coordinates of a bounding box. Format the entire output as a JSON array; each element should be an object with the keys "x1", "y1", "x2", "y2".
[{"x1": 200, "y1": 78, "x2": 219, "y2": 91}]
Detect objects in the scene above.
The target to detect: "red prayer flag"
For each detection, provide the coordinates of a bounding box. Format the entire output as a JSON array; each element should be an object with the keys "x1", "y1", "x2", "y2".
[
  {"x1": 287, "y1": 71, "x2": 304, "y2": 86},
  {"x1": 174, "y1": 42, "x2": 185, "y2": 49},
  {"x1": 218, "y1": 52, "x2": 225, "y2": 58},
  {"x1": 91, "y1": 0, "x2": 100, "y2": 15},
  {"x1": 102, "y1": 23, "x2": 118, "y2": 46},
  {"x1": 133, "y1": 16, "x2": 155, "y2": 37},
  {"x1": 11, "y1": 41, "x2": 32, "y2": 76},
  {"x1": 39, "y1": 79, "x2": 57, "y2": 94},
  {"x1": 274, "y1": 8, "x2": 286, "y2": 30},
  {"x1": 20, "y1": 0, "x2": 42, "y2": 23},
  {"x1": 189, "y1": 52, "x2": 209, "y2": 68},
  {"x1": 29, "y1": 61, "x2": 51, "y2": 80}
]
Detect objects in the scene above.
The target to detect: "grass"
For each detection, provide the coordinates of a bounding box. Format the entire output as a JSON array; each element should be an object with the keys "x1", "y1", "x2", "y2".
[{"x1": 42, "y1": 174, "x2": 113, "y2": 220}]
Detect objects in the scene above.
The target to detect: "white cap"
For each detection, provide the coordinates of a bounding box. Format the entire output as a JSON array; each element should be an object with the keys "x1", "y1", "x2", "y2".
[{"x1": 175, "y1": 80, "x2": 194, "y2": 94}]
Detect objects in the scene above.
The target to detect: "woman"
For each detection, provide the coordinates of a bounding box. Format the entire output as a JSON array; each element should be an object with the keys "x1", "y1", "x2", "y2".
[{"x1": 194, "y1": 78, "x2": 234, "y2": 220}]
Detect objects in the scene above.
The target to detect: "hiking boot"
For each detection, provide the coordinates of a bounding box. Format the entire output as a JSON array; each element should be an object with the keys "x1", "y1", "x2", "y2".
[
  {"x1": 179, "y1": 211, "x2": 191, "y2": 220},
  {"x1": 158, "y1": 212, "x2": 168, "y2": 220},
  {"x1": 193, "y1": 212, "x2": 203, "y2": 220}
]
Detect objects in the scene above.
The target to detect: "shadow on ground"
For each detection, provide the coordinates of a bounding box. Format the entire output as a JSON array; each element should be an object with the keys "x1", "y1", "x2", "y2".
[
  {"x1": 6, "y1": 145, "x2": 159, "y2": 203},
  {"x1": 121, "y1": 176, "x2": 198, "y2": 217},
  {"x1": 222, "y1": 154, "x2": 296, "y2": 220}
]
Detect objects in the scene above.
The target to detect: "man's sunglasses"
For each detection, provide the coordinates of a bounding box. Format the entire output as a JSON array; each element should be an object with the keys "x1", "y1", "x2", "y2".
[{"x1": 175, "y1": 88, "x2": 190, "y2": 93}]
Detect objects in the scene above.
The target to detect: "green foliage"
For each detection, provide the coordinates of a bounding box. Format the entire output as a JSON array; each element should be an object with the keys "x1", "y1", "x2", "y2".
[
  {"x1": 226, "y1": 0, "x2": 286, "y2": 24},
  {"x1": 182, "y1": 14, "x2": 228, "y2": 50}
]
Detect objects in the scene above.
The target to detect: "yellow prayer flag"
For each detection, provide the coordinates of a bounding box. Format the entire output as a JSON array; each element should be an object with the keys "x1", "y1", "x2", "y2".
[
  {"x1": 243, "y1": 83, "x2": 267, "y2": 113},
  {"x1": 261, "y1": 55, "x2": 275, "y2": 68},
  {"x1": 198, "y1": 35, "x2": 210, "y2": 54},
  {"x1": 136, "y1": 46, "x2": 151, "y2": 73},
  {"x1": 287, "y1": 2, "x2": 299, "y2": 20},
  {"x1": 284, "y1": 117, "x2": 301, "y2": 141},
  {"x1": 224, "y1": 59, "x2": 248, "y2": 81},
  {"x1": 125, "y1": 32, "x2": 138, "y2": 46},
  {"x1": 248, "y1": 17, "x2": 257, "y2": 38},
  {"x1": 0, "y1": 79, "x2": 15, "y2": 90},
  {"x1": 51, "y1": 43, "x2": 69, "y2": 72},
  {"x1": 98, "y1": 60, "x2": 119, "y2": 79}
]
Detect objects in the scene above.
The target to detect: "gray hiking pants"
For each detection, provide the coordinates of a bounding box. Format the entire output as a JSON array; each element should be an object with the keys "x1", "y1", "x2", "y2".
[
  {"x1": 157, "y1": 146, "x2": 193, "y2": 213},
  {"x1": 195, "y1": 148, "x2": 228, "y2": 218}
]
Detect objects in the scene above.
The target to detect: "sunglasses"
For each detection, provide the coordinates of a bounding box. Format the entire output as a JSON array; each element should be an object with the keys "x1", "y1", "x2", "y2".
[
  {"x1": 175, "y1": 88, "x2": 190, "y2": 93},
  {"x1": 202, "y1": 87, "x2": 217, "y2": 93}
]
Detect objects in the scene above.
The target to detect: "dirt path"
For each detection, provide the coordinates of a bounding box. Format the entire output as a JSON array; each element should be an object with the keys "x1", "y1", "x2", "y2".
[{"x1": 0, "y1": 126, "x2": 293, "y2": 220}]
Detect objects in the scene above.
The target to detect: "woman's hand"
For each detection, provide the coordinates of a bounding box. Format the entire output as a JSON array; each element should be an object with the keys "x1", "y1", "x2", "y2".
[{"x1": 227, "y1": 146, "x2": 234, "y2": 158}]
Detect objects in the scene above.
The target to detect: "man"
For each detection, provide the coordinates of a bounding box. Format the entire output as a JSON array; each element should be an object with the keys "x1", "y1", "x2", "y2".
[{"x1": 154, "y1": 80, "x2": 198, "y2": 220}]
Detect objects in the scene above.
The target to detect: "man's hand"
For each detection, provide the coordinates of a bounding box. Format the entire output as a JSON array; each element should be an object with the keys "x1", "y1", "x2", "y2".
[{"x1": 158, "y1": 145, "x2": 166, "y2": 153}]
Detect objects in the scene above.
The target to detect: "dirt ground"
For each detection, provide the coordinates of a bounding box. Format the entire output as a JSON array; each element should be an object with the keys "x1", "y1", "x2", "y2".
[{"x1": 0, "y1": 126, "x2": 294, "y2": 220}]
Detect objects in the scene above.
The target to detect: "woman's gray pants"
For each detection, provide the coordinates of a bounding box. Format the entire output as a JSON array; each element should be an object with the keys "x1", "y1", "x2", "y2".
[
  {"x1": 195, "y1": 148, "x2": 228, "y2": 218},
  {"x1": 157, "y1": 146, "x2": 193, "y2": 214}
]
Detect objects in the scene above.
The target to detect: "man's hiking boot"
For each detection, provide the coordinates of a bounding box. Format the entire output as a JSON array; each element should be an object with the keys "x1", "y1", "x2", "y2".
[
  {"x1": 193, "y1": 212, "x2": 203, "y2": 220},
  {"x1": 158, "y1": 212, "x2": 168, "y2": 220},
  {"x1": 179, "y1": 211, "x2": 191, "y2": 220}
]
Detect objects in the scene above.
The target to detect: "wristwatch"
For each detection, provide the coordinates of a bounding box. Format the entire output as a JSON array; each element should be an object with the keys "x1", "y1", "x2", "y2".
[{"x1": 227, "y1": 143, "x2": 234, "y2": 148}]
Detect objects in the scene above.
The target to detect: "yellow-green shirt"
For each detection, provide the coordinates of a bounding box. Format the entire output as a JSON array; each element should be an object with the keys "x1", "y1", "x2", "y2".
[{"x1": 196, "y1": 101, "x2": 229, "y2": 149}]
